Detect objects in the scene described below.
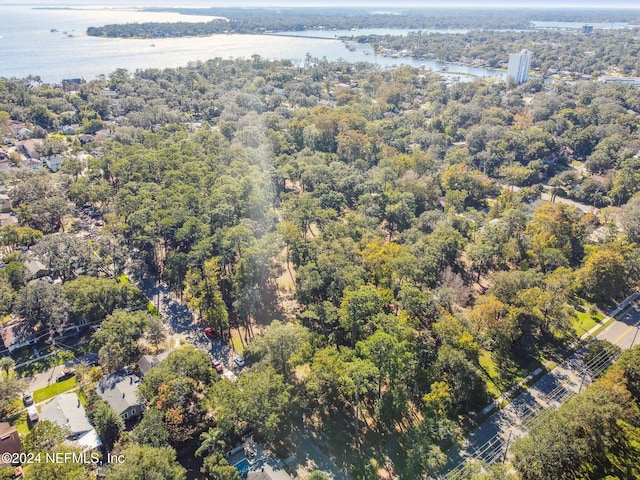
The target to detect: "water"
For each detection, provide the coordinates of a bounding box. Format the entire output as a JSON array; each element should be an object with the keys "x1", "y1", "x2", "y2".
[
  {"x1": 530, "y1": 20, "x2": 629, "y2": 29},
  {"x1": 0, "y1": 4, "x2": 505, "y2": 83}
]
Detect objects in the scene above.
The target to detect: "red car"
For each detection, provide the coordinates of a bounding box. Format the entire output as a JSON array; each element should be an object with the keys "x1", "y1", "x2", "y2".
[
  {"x1": 204, "y1": 327, "x2": 219, "y2": 339},
  {"x1": 212, "y1": 360, "x2": 223, "y2": 373}
]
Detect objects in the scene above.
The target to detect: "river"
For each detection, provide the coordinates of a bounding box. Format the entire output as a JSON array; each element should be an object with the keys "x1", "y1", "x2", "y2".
[{"x1": 0, "y1": 4, "x2": 505, "y2": 83}]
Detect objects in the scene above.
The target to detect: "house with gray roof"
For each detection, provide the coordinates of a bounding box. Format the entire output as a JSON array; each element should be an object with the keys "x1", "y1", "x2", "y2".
[
  {"x1": 25, "y1": 259, "x2": 49, "y2": 279},
  {"x1": 40, "y1": 393, "x2": 101, "y2": 451},
  {"x1": 137, "y1": 349, "x2": 173, "y2": 377},
  {"x1": 96, "y1": 373, "x2": 144, "y2": 421},
  {"x1": 43, "y1": 154, "x2": 64, "y2": 172}
]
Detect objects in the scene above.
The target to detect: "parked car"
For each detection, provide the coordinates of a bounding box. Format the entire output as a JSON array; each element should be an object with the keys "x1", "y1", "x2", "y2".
[
  {"x1": 204, "y1": 327, "x2": 219, "y2": 340},
  {"x1": 212, "y1": 360, "x2": 224, "y2": 373},
  {"x1": 23, "y1": 392, "x2": 33, "y2": 407},
  {"x1": 234, "y1": 357, "x2": 245, "y2": 368},
  {"x1": 27, "y1": 406, "x2": 39, "y2": 423},
  {"x1": 56, "y1": 368, "x2": 75, "y2": 382}
]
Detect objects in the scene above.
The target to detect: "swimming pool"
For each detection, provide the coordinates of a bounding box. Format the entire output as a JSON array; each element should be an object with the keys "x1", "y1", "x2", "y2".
[{"x1": 233, "y1": 458, "x2": 251, "y2": 475}]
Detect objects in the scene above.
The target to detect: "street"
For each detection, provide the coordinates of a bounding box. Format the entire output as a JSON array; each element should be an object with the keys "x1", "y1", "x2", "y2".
[{"x1": 445, "y1": 298, "x2": 640, "y2": 477}]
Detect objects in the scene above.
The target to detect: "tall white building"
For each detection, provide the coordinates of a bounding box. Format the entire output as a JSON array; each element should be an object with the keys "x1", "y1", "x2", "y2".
[{"x1": 507, "y1": 50, "x2": 531, "y2": 84}]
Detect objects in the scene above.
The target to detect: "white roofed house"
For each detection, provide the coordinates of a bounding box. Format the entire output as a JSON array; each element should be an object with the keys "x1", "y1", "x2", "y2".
[
  {"x1": 39, "y1": 393, "x2": 102, "y2": 451},
  {"x1": 43, "y1": 154, "x2": 64, "y2": 172},
  {"x1": 96, "y1": 373, "x2": 145, "y2": 421}
]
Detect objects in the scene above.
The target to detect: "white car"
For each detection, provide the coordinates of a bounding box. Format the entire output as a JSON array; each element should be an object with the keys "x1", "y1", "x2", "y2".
[
  {"x1": 27, "y1": 406, "x2": 39, "y2": 422},
  {"x1": 234, "y1": 357, "x2": 245, "y2": 368}
]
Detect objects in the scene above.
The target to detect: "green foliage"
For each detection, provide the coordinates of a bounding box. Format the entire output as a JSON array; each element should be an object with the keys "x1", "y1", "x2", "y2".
[
  {"x1": 63, "y1": 276, "x2": 148, "y2": 323},
  {"x1": 90, "y1": 399, "x2": 124, "y2": 451},
  {"x1": 512, "y1": 378, "x2": 640, "y2": 480},
  {"x1": 32, "y1": 376, "x2": 76, "y2": 404},
  {"x1": 93, "y1": 309, "x2": 150, "y2": 373},
  {"x1": 15, "y1": 281, "x2": 68, "y2": 332},
  {"x1": 104, "y1": 444, "x2": 186, "y2": 480},
  {"x1": 23, "y1": 420, "x2": 69, "y2": 452},
  {"x1": 243, "y1": 320, "x2": 312, "y2": 376},
  {"x1": 209, "y1": 366, "x2": 292, "y2": 442},
  {"x1": 130, "y1": 407, "x2": 170, "y2": 448}
]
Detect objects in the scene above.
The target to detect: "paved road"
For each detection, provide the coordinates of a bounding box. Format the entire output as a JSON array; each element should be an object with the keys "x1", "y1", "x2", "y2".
[
  {"x1": 24, "y1": 353, "x2": 98, "y2": 393},
  {"x1": 445, "y1": 300, "x2": 640, "y2": 477}
]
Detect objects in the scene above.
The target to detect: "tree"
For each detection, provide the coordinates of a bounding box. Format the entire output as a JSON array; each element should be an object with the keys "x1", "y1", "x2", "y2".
[
  {"x1": 308, "y1": 472, "x2": 330, "y2": 480},
  {"x1": 580, "y1": 249, "x2": 627, "y2": 303},
  {"x1": 91, "y1": 400, "x2": 124, "y2": 451},
  {"x1": 33, "y1": 234, "x2": 98, "y2": 282},
  {"x1": 512, "y1": 380, "x2": 640, "y2": 480},
  {"x1": 242, "y1": 320, "x2": 311, "y2": 377},
  {"x1": 209, "y1": 366, "x2": 292, "y2": 442},
  {"x1": 130, "y1": 407, "x2": 170, "y2": 448},
  {"x1": 0, "y1": 377, "x2": 26, "y2": 415},
  {"x1": 104, "y1": 444, "x2": 186, "y2": 480},
  {"x1": 434, "y1": 345, "x2": 487, "y2": 416},
  {"x1": 23, "y1": 421, "x2": 69, "y2": 452},
  {"x1": 3, "y1": 261, "x2": 26, "y2": 291},
  {"x1": 0, "y1": 278, "x2": 15, "y2": 317},
  {"x1": 63, "y1": 276, "x2": 148, "y2": 324},
  {"x1": 184, "y1": 257, "x2": 229, "y2": 336},
  {"x1": 339, "y1": 286, "x2": 385, "y2": 345},
  {"x1": 195, "y1": 427, "x2": 226, "y2": 458},
  {"x1": 619, "y1": 195, "x2": 640, "y2": 242},
  {"x1": 0, "y1": 358, "x2": 15, "y2": 380},
  {"x1": 201, "y1": 453, "x2": 241, "y2": 480},
  {"x1": 15, "y1": 281, "x2": 68, "y2": 333},
  {"x1": 93, "y1": 309, "x2": 149, "y2": 372},
  {"x1": 356, "y1": 329, "x2": 409, "y2": 400},
  {"x1": 23, "y1": 445, "x2": 92, "y2": 480},
  {"x1": 145, "y1": 316, "x2": 166, "y2": 352}
]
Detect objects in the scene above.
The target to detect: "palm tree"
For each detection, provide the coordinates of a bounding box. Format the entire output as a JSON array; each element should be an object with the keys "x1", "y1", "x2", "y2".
[
  {"x1": 195, "y1": 427, "x2": 226, "y2": 458},
  {"x1": 0, "y1": 357, "x2": 15, "y2": 380}
]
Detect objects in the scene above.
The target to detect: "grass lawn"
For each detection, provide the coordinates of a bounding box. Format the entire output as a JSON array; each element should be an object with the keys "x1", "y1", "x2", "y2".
[
  {"x1": 10, "y1": 410, "x2": 30, "y2": 436},
  {"x1": 33, "y1": 376, "x2": 77, "y2": 404},
  {"x1": 230, "y1": 329, "x2": 245, "y2": 355},
  {"x1": 572, "y1": 304, "x2": 604, "y2": 337},
  {"x1": 478, "y1": 350, "x2": 502, "y2": 399}
]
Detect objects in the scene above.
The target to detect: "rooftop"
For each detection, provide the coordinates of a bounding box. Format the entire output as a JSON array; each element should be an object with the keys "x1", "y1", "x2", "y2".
[{"x1": 96, "y1": 373, "x2": 142, "y2": 415}]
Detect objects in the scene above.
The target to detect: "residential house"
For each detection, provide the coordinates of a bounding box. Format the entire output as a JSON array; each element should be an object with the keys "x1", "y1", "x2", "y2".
[
  {"x1": 0, "y1": 322, "x2": 37, "y2": 353},
  {"x1": 78, "y1": 134, "x2": 95, "y2": 145},
  {"x1": 25, "y1": 259, "x2": 49, "y2": 279},
  {"x1": 246, "y1": 465, "x2": 293, "y2": 480},
  {"x1": 16, "y1": 128, "x2": 32, "y2": 140},
  {"x1": 17, "y1": 139, "x2": 42, "y2": 159},
  {"x1": 96, "y1": 373, "x2": 144, "y2": 421},
  {"x1": 0, "y1": 423, "x2": 22, "y2": 466},
  {"x1": 21, "y1": 159, "x2": 42, "y2": 170},
  {"x1": 0, "y1": 194, "x2": 10, "y2": 213},
  {"x1": 39, "y1": 393, "x2": 102, "y2": 451},
  {"x1": 137, "y1": 349, "x2": 173, "y2": 377},
  {"x1": 43, "y1": 154, "x2": 64, "y2": 172}
]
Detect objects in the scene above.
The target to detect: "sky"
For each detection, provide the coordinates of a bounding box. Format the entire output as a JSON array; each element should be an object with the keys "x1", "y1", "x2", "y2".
[{"x1": 13, "y1": 0, "x2": 640, "y2": 8}]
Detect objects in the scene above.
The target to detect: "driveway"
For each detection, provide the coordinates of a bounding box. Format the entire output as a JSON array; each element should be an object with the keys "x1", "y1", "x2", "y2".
[{"x1": 137, "y1": 278, "x2": 243, "y2": 376}]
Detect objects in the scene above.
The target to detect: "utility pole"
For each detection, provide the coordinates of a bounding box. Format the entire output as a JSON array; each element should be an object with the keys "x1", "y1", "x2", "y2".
[
  {"x1": 631, "y1": 326, "x2": 639, "y2": 348},
  {"x1": 578, "y1": 370, "x2": 588, "y2": 393},
  {"x1": 502, "y1": 430, "x2": 513, "y2": 464}
]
